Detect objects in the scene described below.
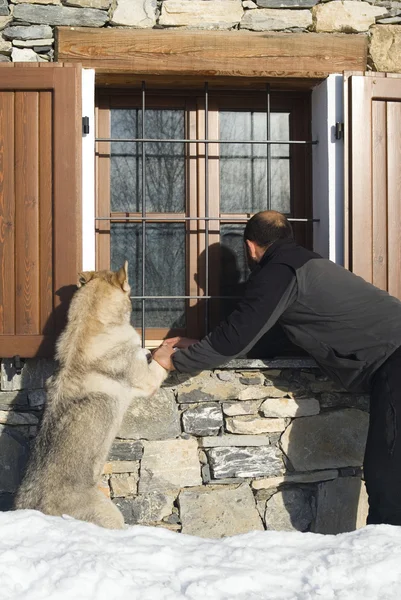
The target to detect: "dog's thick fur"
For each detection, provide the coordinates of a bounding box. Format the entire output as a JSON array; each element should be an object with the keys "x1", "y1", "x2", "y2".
[{"x1": 14, "y1": 262, "x2": 167, "y2": 529}]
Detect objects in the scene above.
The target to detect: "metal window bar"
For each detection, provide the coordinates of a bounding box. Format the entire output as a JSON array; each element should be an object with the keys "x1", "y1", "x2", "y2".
[{"x1": 99, "y1": 82, "x2": 318, "y2": 346}]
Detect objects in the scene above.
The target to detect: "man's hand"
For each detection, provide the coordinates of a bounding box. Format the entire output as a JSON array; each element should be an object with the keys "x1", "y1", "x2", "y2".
[
  {"x1": 162, "y1": 336, "x2": 199, "y2": 349},
  {"x1": 152, "y1": 344, "x2": 177, "y2": 371}
]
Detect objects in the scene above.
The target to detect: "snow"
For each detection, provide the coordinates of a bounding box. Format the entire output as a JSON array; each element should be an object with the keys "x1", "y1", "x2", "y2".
[{"x1": 1, "y1": 511, "x2": 401, "y2": 600}]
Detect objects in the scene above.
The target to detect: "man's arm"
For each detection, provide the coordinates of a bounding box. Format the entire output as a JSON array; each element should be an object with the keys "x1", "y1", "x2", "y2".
[{"x1": 170, "y1": 263, "x2": 297, "y2": 374}]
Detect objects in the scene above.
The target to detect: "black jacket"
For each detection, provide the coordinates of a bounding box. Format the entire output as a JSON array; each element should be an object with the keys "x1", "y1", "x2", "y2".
[{"x1": 172, "y1": 238, "x2": 401, "y2": 392}]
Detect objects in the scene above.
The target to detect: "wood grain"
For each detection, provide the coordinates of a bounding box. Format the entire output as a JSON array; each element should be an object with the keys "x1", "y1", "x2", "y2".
[
  {"x1": 371, "y1": 100, "x2": 387, "y2": 292},
  {"x1": 387, "y1": 101, "x2": 401, "y2": 300},
  {"x1": 57, "y1": 28, "x2": 368, "y2": 81}
]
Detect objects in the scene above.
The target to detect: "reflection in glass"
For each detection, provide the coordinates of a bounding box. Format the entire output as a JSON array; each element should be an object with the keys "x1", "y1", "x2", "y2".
[
  {"x1": 110, "y1": 109, "x2": 185, "y2": 213},
  {"x1": 220, "y1": 112, "x2": 290, "y2": 214},
  {"x1": 219, "y1": 225, "x2": 249, "y2": 318},
  {"x1": 111, "y1": 223, "x2": 185, "y2": 328}
]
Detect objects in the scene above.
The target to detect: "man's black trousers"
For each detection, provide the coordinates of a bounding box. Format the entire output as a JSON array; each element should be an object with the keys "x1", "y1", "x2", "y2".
[{"x1": 365, "y1": 345, "x2": 401, "y2": 525}]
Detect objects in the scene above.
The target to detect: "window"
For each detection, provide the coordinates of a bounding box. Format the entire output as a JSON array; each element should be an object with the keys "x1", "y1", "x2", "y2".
[{"x1": 95, "y1": 85, "x2": 313, "y2": 345}]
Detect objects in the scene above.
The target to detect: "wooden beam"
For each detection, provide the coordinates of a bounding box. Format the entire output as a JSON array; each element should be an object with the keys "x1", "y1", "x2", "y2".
[{"x1": 56, "y1": 28, "x2": 367, "y2": 83}]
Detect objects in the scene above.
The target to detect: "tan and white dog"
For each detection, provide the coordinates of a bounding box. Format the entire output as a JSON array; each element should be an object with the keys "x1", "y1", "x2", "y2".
[{"x1": 15, "y1": 262, "x2": 167, "y2": 529}]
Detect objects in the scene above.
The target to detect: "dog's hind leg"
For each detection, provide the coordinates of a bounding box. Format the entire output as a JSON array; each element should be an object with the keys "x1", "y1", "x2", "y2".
[{"x1": 74, "y1": 489, "x2": 125, "y2": 529}]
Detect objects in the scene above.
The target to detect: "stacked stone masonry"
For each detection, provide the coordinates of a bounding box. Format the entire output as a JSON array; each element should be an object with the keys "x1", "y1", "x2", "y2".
[
  {"x1": 0, "y1": 0, "x2": 400, "y2": 71},
  {"x1": 0, "y1": 358, "x2": 370, "y2": 537}
]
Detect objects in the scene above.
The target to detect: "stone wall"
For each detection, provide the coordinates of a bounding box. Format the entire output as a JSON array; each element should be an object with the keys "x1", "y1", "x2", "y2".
[
  {"x1": 0, "y1": 357, "x2": 370, "y2": 536},
  {"x1": 0, "y1": 0, "x2": 400, "y2": 71}
]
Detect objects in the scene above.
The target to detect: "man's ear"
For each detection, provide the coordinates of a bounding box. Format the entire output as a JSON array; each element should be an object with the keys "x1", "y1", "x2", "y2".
[
  {"x1": 245, "y1": 239, "x2": 258, "y2": 260},
  {"x1": 77, "y1": 271, "x2": 94, "y2": 288},
  {"x1": 116, "y1": 260, "x2": 130, "y2": 292}
]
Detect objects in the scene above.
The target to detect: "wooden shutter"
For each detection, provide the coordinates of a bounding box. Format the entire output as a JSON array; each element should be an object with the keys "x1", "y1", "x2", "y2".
[
  {"x1": 0, "y1": 63, "x2": 82, "y2": 358},
  {"x1": 345, "y1": 72, "x2": 401, "y2": 299}
]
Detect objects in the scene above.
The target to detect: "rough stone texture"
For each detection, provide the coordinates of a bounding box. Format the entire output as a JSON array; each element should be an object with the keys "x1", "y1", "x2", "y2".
[
  {"x1": 0, "y1": 15, "x2": 12, "y2": 30},
  {"x1": 11, "y1": 47, "x2": 42, "y2": 61},
  {"x1": 313, "y1": 477, "x2": 369, "y2": 534},
  {"x1": 160, "y1": 0, "x2": 244, "y2": 28},
  {"x1": 0, "y1": 0, "x2": 8, "y2": 16},
  {"x1": 27, "y1": 389, "x2": 46, "y2": 409},
  {"x1": 182, "y1": 403, "x2": 223, "y2": 436},
  {"x1": 117, "y1": 388, "x2": 180, "y2": 441},
  {"x1": 226, "y1": 415, "x2": 286, "y2": 434},
  {"x1": 179, "y1": 484, "x2": 263, "y2": 537},
  {"x1": 13, "y1": 4, "x2": 109, "y2": 26},
  {"x1": 241, "y1": 7, "x2": 312, "y2": 30},
  {"x1": 257, "y1": 0, "x2": 317, "y2": 6},
  {"x1": 0, "y1": 410, "x2": 38, "y2": 425},
  {"x1": 1, "y1": 358, "x2": 55, "y2": 391},
  {"x1": 108, "y1": 440, "x2": 142, "y2": 461},
  {"x1": 223, "y1": 401, "x2": 261, "y2": 416},
  {"x1": 102, "y1": 460, "x2": 139, "y2": 474},
  {"x1": 238, "y1": 385, "x2": 292, "y2": 400},
  {"x1": 139, "y1": 438, "x2": 202, "y2": 492},
  {"x1": 0, "y1": 426, "x2": 29, "y2": 493},
  {"x1": 12, "y1": 0, "x2": 60, "y2": 4},
  {"x1": 113, "y1": 491, "x2": 175, "y2": 525},
  {"x1": 65, "y1": 0, "x2": 111, "y2": 8},
  {"x1": 252, "y1": 469, "x2": 339, "y2": 490},
  {"x1": 0, "y1": 53, "x2": 10, "y2": 61},
  {"x1": 281, "y1": 409, "x2": 369, "y2": 471},
  {"x1": 260, "y1": 396, "x2": 320, "y2": 418},
  {"x1": 320, "y1": 392, "x2": 369, "y2": 411},
  {"x1": 3, "y1": 24, "x2": 53, "y2": 39},
  {"x1": 243, "y1": 0, "x2": 257, "y2": 8},
  {"x1": 377, "y1": 16, "x2": 401, "y2": 23},
  {"x1": 313, "y1": 0, "x2": 384, "y2": 33},
  {"x1": 207, "y1": 445, "x2": 284, "y2": 479},
  {"x1": 13, "y1": 38, "x2": 53, "y2": 47},
  {"x1": 370, "y1": 25, "x2": 401, "y2": 72},
  {"x1": 265, "y1": 488, "x2": 314, "y2": 532},
  {"x1": 110, "y1": 473, "x2": 139, "y2": 497},
  {"x1": 177, "y1": 378, "x2": 241, "y2": 403},
  {"x1": 111, "y1": 0, "x2": 156, "y2": 27},
  {"x1": 239, "y1": 371, "x2": 264, "y2": 385},
  {"x1": 0, "y1": 391, "x2": 28, "y2": 409},
  {"x1": 200, "y1": 434, "x2": 271, "y2": 447}
]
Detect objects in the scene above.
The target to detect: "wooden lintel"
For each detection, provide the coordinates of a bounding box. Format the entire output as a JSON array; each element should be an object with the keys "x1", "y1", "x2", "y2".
[{"x1": 56, "y1": 28, "x2": 368, "y2": 84}]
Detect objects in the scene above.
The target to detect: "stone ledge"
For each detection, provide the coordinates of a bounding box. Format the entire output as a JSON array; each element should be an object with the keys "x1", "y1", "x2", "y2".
[{"x1": 225, "y1": 358, "x2": 317, "y2": 370}]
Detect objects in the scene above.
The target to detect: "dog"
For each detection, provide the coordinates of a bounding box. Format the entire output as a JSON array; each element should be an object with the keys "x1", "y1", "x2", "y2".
[{"x1": 14, "y1": 262, "x2": 168, "y2": 529}]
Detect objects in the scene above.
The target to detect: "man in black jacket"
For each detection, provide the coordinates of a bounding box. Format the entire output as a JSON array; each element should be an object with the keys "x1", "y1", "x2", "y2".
[{"x1": 153, "y1": 210, "x2": 401, "y2": 526}]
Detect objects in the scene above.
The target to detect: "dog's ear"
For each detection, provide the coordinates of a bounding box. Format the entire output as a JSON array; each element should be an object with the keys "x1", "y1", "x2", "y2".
[
  {"x1": 77, "y1": 271, "x2": 94, "y2": 288},
  {"x1": 116, "y1": 261, "x2": 130, "y2": 292}
]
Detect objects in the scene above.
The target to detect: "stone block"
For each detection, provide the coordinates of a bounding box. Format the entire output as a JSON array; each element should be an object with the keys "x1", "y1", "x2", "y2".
[
  {"x1": 0, "y1": 391, "x2": 28, "y2": 410},
  {"x1": 0, "y1": 16, "x2": 12, "y2": 30},
  {"x1": 239, "y1": 372, "x2": 264, "y2": 385},
  {"x1": 3, "y1": 25, "x2": 53, "y2": 39},
  {"x1": 65, "y1": 0, "x2": 111, "y2": 7},
  {"x1": 216, "y1": 370, "x2": 235, "y2": 382},
  {"x1": 111, "y1": 0, "x2": 156, "y2": 27},
  {"x1": 118, "y1": 388, "x2": 180, "y2": 441},
  {"x1": 11, "y1": 47, "x2": 41, "y2": 61},
  {"x1": 27, "y1": 389, "x2": 46, "y2": 409},
  {"x1": 320, "y1": 392, "x2": 369, "y2": 412},
  {"x1": 0, "y1": 426, "x2": 30, "y2": 493},
  {"x1": 207, "y1": 445, "x2": 284, "y2": 479},
  {"x1": 313, "y1": 0, "x2": 383, "y2": 32},
  {"x1": 280, "y1": 409, "x2": 369, "y2": 471},
  {"x1": 241, "y1": 7, "x2": 312, "y2": 30},
  {"x1": 13, "y1": 38, "x2": 54, "y2": 47},
  {"x1": 238, "y1": 385, "x2": 291, "y2": 400},
  {"x1": 1, "y1": 358, "x2": 55, "y2": 391},
  {"x1": 0, "y1": 0, "x2": 8, "y2": 16},
  {"x1": 313, "y1": 477, "x2": 369, "y2": 534},
  {"x1": 223, "y1": 401, "x2": 261, "y2": 416},
  {"x1": 260, "y1": 396, "x2": 320, "y2": 418},
  {"x1": 13, "y1": 4, "x2": 108, "y2": 26},
  {"x1": 0, "y1": 35, "x2": 11, "y2": 53},
  {"x1": 200, "y1": 434, "x2": 271, "y2": 447},
  {"x1": 108, "y1": 440, "x2": 142, "y2": 462},
  {"x1": 159, "y1": 0, "x2": 244, "y2": 28},
  {"x1": 179, "y1": 484, "x2": 263, "y2": 538},
  {"x1": 0, "y1": 411, "x2": 38, "y2": 426},
  {"x1": 226, "y1": 415, "x2": 286, "y2": 434},
  {"x1": 113, "y1": 491, "x2": 175, "y2": 525},
  {"x1": 139, "y1": 438, "x2": 202, "y2": 493},
  {"x1": 257, "y1": 0, "x2": 317, "y2": 5},
  {"x1": 102, "y1": 460, "x2": 139, "y2": 474},
  {"x1": 177, "y1": 378, "x2": 241, "y2": 403},
  {"x1": 252, "y1": 469, "x2": 339, "y2": 490},
  {"x1": 0, "y1": 53, "x2": 10, "y2": 61},
  {"x1": 12, "y1": 0, "x2": 60, "y2": 4},
  {"x1": 370, "y1": 25, "x2": 401, "y2": 72},
  {"x1": 243, "y1": 0, "x2": 257, "y2": 8},
  {"x1": 265, "y1": 488, "x2": 314, "y2": 532},
  {"x1": 182, "y1": 403, "x2": 223, "y2": 436},
  {"x1": 110, "y1": 473, "x2": 139, "y2": 497}
]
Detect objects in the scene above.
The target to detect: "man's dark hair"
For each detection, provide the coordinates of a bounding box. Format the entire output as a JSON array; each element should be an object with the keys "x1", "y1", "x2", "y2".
[{"x1": 244, "y1": 210, "x2": 293, "y2": 248}]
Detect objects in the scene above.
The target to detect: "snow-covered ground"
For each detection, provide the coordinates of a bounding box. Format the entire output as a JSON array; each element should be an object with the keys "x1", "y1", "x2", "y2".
[{"x1": 1, "y1": 511, "x2": 401, "y2": 600}]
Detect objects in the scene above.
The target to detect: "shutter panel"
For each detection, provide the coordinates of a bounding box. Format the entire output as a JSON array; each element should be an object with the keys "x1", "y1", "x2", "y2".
[
  {"x1": 345, "y1": 72, "x2": 401, "y2": 299},
  {"x1": 0, "y1": 64, "x2": 82, "y2": 358}
]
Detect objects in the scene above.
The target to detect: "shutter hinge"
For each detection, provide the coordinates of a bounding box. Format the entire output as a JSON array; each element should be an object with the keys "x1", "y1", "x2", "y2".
[
  {"x1": 335, "y1": 122, "x2": 344, "y2": 140},
  {"x1": 13, "y1": 355, "x2": 24, "y2": 375},
  {"x1": 82, "y1": 116, "x2": 90, "y2": 135}
]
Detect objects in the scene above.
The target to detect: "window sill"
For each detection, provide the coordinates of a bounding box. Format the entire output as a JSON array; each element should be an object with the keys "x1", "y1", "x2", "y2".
[{"x1": 224, "y1": 357, "x2": 317, "y2": 370}]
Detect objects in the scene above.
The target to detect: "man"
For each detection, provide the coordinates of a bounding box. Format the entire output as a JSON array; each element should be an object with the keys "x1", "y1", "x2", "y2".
[{"x1": 153, "y1": 210, "x2": 401, "y2": 526}]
